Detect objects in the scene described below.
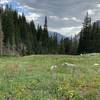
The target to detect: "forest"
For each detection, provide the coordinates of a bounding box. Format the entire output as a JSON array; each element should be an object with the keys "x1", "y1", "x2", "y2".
[
  {"x1": 78, "y1": 12, "x2": 100, "y2": 54},
  {"x1": 0, "y1": 5, "x2": 100, "y2": 56},
  {"x1": 0, "y1": 5, "x2": 77, "y2": 56}
]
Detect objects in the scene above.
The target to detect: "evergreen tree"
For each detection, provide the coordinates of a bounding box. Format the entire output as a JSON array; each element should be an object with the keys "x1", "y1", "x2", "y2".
[
  {"x1": 1, "y1": 6, "x2": 15, "y2": 55},
  {"x1": 78, "y1": 12, "x2": 91, "y2": 54},
  {"x1": 29, "y1": 20, "x2": 37, "y2": 54},
  {"x1": 42, "y1": 16, "x2": 49, "y2": 53},
  {"x1": 0, "y1": 6, "x2": 71, "y2": 55},
  {"x1": 59, "y1": 38, "x2": 65, "y2": 54}
]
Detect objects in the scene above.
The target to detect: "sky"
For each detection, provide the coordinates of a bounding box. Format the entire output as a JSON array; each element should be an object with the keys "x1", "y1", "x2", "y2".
[{"x1": 0, "y1": 0, "x2": 100, "y2": 36}]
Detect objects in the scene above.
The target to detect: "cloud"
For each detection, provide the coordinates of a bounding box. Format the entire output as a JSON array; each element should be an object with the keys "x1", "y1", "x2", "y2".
[
  {"x1": 49, "y1": 16, "x2": 59, "y2": 20},
  {"x1": 62, "y1": 17, "x2": 81, "y2": 22},
  {"x1": 0, "y1": 0, "x2": 11, "y2": 4},
  {"x1": 25, "y1": 12, "x2": 41, "y2": 22},
  {"x1": 96, "y1": 4, "x2": 100, "y2": 8},
  {"x1": 50, "y1": 16, "x2": 81, "y2": 22},
  {"x1": 23, "y1": 5, "x2": 35, "y2": 10},
  {"x1": 49, "y1": 26, "x2": 82, "y2": 36},
  {"x1": 87, "y1": 9, "x2": 95, "y2": 15},
  {"x1": 62, "y1": 17, "x2": 69, "y2": 21},
  {"x1": 71, "y1": 17, "x2": 81, "y2": 22},
  {"x1": 3, "y1": 0, "x2": 100, "y2": 35}
]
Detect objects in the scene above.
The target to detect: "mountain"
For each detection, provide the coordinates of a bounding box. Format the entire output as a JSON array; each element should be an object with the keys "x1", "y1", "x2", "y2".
[{"x1": 48, "y1": 31, "x2": 66, "y2": 42}]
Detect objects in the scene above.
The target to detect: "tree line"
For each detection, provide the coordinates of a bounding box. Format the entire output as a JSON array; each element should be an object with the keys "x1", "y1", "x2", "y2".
[
  {"x1": 0, "y1": 5, "x2": 77, "y2": 56},
  {"x1": 78, "y1": 12, "x2": 100, "y2": 54}
]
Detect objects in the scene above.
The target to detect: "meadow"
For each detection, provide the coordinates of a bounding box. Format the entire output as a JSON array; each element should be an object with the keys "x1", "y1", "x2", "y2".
[{"x1": 0, "y1": 54, "x2": 100, "y2": 100}]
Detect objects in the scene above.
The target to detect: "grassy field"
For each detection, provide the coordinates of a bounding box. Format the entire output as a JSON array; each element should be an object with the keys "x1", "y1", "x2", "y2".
[{"x1": 0, "y1": 54, "x2": 100, "y2": 100}]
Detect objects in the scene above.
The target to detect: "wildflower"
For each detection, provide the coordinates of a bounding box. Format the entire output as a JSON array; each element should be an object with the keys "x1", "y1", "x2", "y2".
[
  {"x1": 58, "y1": 86, "x2": 62, "y2": 91},
  {"x1": 80, "y1": 54, "x2": 83, "y2": 56},
  {"x1": 50, "y1": 65, "x2": 57, "y2": 71},
  {"x1": 63, "y1": 62, "x2": 76, "y2": 67},
  {"x1": 68, "y1": 90, "x2": 74, "y2": 98},
  {"x1": 94, "y1": 63, "x2": 99, "y2": 66}
]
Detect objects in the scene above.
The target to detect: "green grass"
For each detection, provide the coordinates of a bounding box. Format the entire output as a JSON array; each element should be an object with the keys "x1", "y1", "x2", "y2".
[{"x1": 0, "y1": 54, "x2": 100, "y2": 100}]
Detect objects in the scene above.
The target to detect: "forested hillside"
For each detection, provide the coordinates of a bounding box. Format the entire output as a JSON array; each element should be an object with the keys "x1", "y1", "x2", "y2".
[
  {"x1": 2, "y1": 5, "x2": 100, "y2": 56},
  {"x1": 0, "y1": 5, "x2": 74, "y2": 56}
]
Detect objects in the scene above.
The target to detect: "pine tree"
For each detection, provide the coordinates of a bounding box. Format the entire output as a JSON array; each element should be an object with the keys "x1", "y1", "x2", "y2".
[
  {"x1": 29, "y1": 20, "x2": 37, "y2": 54},
  {"x1": 1, "y1": 6, "x2": 16, "y2": 55},
  {"x1": 0, "y1": 6, "x2": 70, "y2": 55},
  {"x1": 43, "y1": 16, "x2": 49, "y2": 53},
  {"x1": 59, "y1": 38, "x2": 65, "y2": 54},
  {"x1": 78, "y1": 12, "x2": 91, "y2": 54}
]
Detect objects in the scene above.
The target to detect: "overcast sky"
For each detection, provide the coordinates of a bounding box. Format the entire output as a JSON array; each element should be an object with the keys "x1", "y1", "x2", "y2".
[{"x1": 1, "y1": 0, "x2": 100, "y2": 36}]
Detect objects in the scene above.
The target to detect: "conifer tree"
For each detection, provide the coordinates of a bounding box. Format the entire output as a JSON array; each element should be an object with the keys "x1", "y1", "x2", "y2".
[
  {"x1": 0, "y1": 6, "x2": 72, "y2": 55},
  {"x1": 78, "y1": 12, "x2": 91, "y2": 54}
]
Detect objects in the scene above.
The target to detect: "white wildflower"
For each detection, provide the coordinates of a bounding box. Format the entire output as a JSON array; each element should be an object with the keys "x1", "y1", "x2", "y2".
[
  {"x1": 62, "y1": 62, "x2": 76, "y2": 67},
  {"x1": 80, "y1": 54, "x2": 83, "y2": 56},
  {"x1": 50, "y1": 65, "x2": 57, "y2": 71},
  {"x1": 94, "y1": 63, "x2": 99, "y2": 66}
]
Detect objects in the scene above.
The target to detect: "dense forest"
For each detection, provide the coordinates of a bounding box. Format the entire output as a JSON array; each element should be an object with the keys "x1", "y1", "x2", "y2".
[
  {"x1": 2, "y1": 5, "x2": 100, "y2": 56},
  {"x1": 0, "y1": 5, "x2": 77, "y2": 56},
  {"x1": 78, "y1": 12, "x2": 100, "y2": 54}
]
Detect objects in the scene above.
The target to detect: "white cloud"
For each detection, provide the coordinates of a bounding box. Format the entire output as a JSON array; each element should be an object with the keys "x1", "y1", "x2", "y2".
[
  {"x1": 71, "y1": 17, "x2": 81, "y2": 22},
  {"x1": 17, "y1": 6, "x2": 23, "y2": 9},
  {"x1": 62, "y1": 17, "x2": 81, "y2": 22},
  {"x1": 25, "y1": 13, "x2": 41, "y2": 22},
  {"x1": 18, "y1": 12, "x2": 22, "y2": 16},
  {"x1": 49, "y1": 16, "x2": 59, "y2": 20},
  {"x1": 49, "y1": 26, "x2": 82, "y2": 37},
  {"x1": 87, "y1": 9, "x2": 95, "y2": 15},
  {"x1": 62, "y1": 17, "x2": 69, "y2": 21},
  {"x1": 97, "y1": 4, "x2": 100, "y2": 8},
  {"x1": 0, "y1": 0, "x2": 11, "y2": 4},
  {"x1": 50, "y1": 16, "x2": 81, "y2": 22},
  {"x1": 23, "y1": 5, "x2": 35, "y2": 10}
]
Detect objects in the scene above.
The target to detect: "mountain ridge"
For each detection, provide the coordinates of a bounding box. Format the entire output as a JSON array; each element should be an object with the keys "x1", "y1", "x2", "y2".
[{"x1": 48, "y1": 31, "x2": 67, "y2": 42}]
